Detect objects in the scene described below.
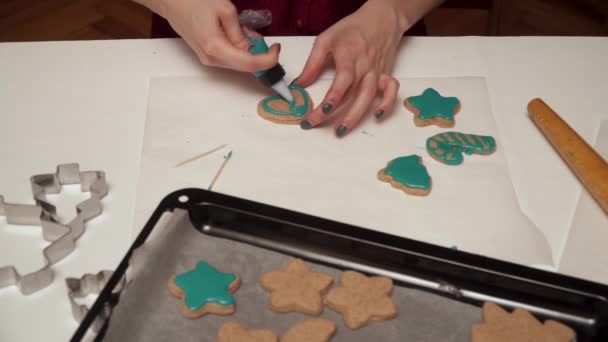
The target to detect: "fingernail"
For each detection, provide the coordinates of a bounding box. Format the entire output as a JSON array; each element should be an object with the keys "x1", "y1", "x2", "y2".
[
  {"x1": 290, "y1": 77, "x2": 299, "y2": 86},
  {"x1": 322, "y1": 103, "x2": 333, "y2": 115},
  {"x1": 375, "y1": 109, "x2": 385, "y2": 119},
  {"x1": 300, "y1": 120, "x2": 312, "y2": 130},
  {"x1": 277, "y1": 43, "x2": 282, "y2": 53},
  {"x1": 336, "y1": 125, "x2": 348, "y2": 137}
]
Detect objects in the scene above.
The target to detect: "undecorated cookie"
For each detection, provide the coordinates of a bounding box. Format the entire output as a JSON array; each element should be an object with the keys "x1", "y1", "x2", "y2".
[
  {"x1": 377, "y1": 155, "x2": 432, "y2": 196},
  {"x1": 426, "y1": 132, "x2": 496, "y2": 165},
  {"x1": 168, "y1": 261, "x2": 240, "y2": 319},
  {"x1": 325, "y1": 271, "x2": 397, "y2": 330},
  {"x1": 404, "y1": 88, "x2": 460, "y2": 128},
  {"x1": 257, "y1": 85, "x2": 313, "y2": 124},
  {"x1": 471, "y1": 302, "x2": 575, "y2": 342},
  {"x1": 260, "y1": 258, "x2": 333, "y2": 315},
  {"x1": 281, "y1": 318, "x2": 336, "y2": 342},
  {"x1": 214, "y1": 322, "x2": 278, "y2": 342}
]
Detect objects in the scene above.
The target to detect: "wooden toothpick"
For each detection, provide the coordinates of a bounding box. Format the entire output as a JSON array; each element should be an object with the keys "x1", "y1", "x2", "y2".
[
  {"x1": 208, "y1": 150, "x2": 233, "y2": 191},
  {"x1": 175, "y1": 144, "x2": 227, "y2": 167}
]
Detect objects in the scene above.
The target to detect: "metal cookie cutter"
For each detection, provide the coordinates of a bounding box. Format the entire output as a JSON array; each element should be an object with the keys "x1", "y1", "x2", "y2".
[
  {"x1": 0, "y1": 163, "x2": 108, "y2": 295},
  {"x1": 0, "y1": 196, "x2": 70, "y2": 294},
  {"x1": 66, "y1": 270, "x2": 125, "y2": 333}
]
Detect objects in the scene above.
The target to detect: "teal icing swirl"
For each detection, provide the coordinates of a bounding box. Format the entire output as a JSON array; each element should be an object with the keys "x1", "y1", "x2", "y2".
[{"x1": 261, "y1": 85, "x2": 310, "y2": 117}]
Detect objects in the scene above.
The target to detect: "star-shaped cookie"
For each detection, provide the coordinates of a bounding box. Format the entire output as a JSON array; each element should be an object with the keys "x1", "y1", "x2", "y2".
[
  {"x1": 168, "y1": 261, "x2": 240, "y2": 319},
  {"x1": 471, "y1": 302, "x2": 575, "y2": 342},
  {"x1": 215, "y1": 322, "x2": 278, "y2": 342},
  {"x1": 281, "y1": 318, "x2": 336, "y2": 342},
  {"x1": 404, "y1": 88, "x2": 461, "y2": 128},
  {"x1": 324, "y1": 271, "x2": 397, "y2": 329},
  {"x1": 260, "y1": 259, "x2": 333, "y2": 315}
]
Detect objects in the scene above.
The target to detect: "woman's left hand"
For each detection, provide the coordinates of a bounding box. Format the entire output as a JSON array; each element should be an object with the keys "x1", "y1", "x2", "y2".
[{"x1": 294, "y1": 0, "x2": 412, "y2": 137}]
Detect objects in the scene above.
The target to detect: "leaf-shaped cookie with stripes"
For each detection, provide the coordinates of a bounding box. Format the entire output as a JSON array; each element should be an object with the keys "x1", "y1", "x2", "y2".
[{"x1": 426, "y1": 132, "x2": 496, "y2": 165}]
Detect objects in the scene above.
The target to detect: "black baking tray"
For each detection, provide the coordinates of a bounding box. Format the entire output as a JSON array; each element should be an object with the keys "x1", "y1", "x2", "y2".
[{"x1": 72, "y1": 188, "x2": 608, "y2": 341}]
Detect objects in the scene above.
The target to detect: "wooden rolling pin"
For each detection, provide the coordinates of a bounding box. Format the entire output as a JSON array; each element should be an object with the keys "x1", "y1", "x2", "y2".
[{"x1": 528, "y1": 98, "x2": 608, "y2": 214}]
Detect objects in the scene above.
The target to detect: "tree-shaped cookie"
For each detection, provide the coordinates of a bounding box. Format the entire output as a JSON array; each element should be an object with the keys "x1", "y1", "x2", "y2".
[
  {"x1": 168, "y1": 261, "x2": 240, "y2": 319},
  {"x1": 472, "y1": 302, "x2": 575, "y2": 342},
  {"x1": 404, "y1": 88, "x2": 461, "y2": 128},
  {"x1": 281, "y1": 318, "x2": 336, "y2": 342},
  {"x1": 214, "y1": 322, "x2": 278, "y2": 342},
  {"x1": 324, "y1": 271, "x2": 397, "y2": 329},
  {"x1": 260, "y1": 259, "x2": 334, "y2": 315}
]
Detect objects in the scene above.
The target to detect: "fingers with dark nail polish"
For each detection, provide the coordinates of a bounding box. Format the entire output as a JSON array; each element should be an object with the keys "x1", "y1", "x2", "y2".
[
  {"x1": 322, "y1": 103, "x2": 333, "y2": 114},
  {"x1": 336, "y1": 125, "x2": 348, "y2": 137},
  {"x1": 375, "y1": 109, "x2": 385, "y2": 119},
  {"x1": 300, "y1": 120, "x2": 312, "y2": 130}
]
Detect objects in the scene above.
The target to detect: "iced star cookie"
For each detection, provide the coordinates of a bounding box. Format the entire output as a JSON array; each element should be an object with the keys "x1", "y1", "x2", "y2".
[
  {"x1": 281, "y1": 318, "x2": 336, "y2": 342},
  {"x1": 168, "y1": 261, "x2": 240, "y2": 319},
  {"x1": 377, "y1": 155, "x2": 432, "y2": 196},
  {"x1": 426, "y1": 132, "x2": 496, "y2": 165},
  {"x1": 257, "y1": 85, "x2": 313, "y2": 125},
  {"x1": 472, "y1": 302, "x2": 575, "y2": 342},
  {"x1": 215, "y1": 322, "x2": 278, "y2": 342},
  {"x1": 325, "y1": 271, "x2": 397, "y2": 330},
  {"x1": 260, "y1": 258, "x2": 333, "y2": 315},
  {"x1": 404, "y1": 88, "x2": 461, "y2": 128}
]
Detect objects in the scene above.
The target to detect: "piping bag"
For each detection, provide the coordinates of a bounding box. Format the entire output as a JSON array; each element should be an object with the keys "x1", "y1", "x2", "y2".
[{"x1": 247, "y1": 34, "x2": 294, "y2": 103}]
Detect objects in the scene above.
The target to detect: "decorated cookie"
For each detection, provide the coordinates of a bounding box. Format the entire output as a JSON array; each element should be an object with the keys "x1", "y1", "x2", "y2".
[
  {"x1": 426, "y1": 132, "x2": 496, "y2": 165},
  {"x1": 257, "y1": 85, "x2": 313, "y2": 124},
  {"x1": 260, "y1": 258, "x2": 333, "y2": 315},
  {"x1": 325, "y1": 271, "x2": 397, "y2": 330},
  {"x1": 215, "y1": 322, "x2": 278, "y2": 342},
  {"x1": 404, "y1": 88, "x2": 461, "y2": 128},
  {"x1": 168, "y1": 261, "x2": 240, "y2": 319},
  {"x1": 377, "y1": 155, "x2": 432, "y2": 196},
  {"x1": 281, "y1": 318, "x2": 336, "y2": 342},
  {"x1": 472, "y1": 302, "x2": 575, "y2": 342}
]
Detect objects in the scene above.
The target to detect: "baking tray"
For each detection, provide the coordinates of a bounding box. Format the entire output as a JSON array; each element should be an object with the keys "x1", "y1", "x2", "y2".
[{"x1": 71, "y1": 188, "x2": 608, "y2": 341}]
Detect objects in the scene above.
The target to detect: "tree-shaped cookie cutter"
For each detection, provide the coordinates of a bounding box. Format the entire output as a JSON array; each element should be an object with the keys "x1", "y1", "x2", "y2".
[
  {"x1": 0, "y1": 163, "x2": 108, "y2": 295},
  {"x1": 66, "y1": 270, "x2": 125, "y2": 333}
]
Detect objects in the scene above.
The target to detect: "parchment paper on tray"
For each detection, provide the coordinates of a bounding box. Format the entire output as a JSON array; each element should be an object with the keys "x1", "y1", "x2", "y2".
[{"x1": 104, "y1": 209, "x2": 480, "y2": 342}]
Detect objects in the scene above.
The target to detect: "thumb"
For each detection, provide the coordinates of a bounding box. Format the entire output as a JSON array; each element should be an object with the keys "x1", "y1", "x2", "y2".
[{"x1": 294, "y1": 38, "x2": 330, "y2": 87}]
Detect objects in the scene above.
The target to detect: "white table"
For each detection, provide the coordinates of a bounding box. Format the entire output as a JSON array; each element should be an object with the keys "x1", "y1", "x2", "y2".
[{"x1": 0, "y1": 37, "x2": 606, "y2": 341}]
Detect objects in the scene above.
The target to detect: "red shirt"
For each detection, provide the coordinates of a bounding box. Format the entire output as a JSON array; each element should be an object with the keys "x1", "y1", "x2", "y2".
[{"x1": 152, "y1": 1, "x2": 426, "y2": 37}]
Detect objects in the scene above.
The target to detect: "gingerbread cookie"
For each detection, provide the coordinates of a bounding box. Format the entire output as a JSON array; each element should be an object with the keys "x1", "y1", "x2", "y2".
[
  {"x1": 404, "y1": 88, "x2": 461, "y2": 128},
  {"x1": 471, "y1": 302, "x2": 575, "y2": 342},
  {"x1": 325, "y1": 271, "x2": 397, "y2": 330},
  {"x1": 281, "y1": 318, "x2": 336, "y2": 342},
  {"x1": 260, "y1": 258, "x2": 333, "y2": 315},
  {"x1": 426, "y1": 132, "x2": 496, "y2": 165},
  {"x1": 257, "y1": 85, "x2": 313, "y2": 124},
  {"x1": 168, "y1": 261, "x2": 240, "y2": 319},
  {"x1": 215, "y1": 322, "x2": 278, "y2": 342},
  {"x1": 377, "y1": 155, "x2": 432, "y2": 196}
]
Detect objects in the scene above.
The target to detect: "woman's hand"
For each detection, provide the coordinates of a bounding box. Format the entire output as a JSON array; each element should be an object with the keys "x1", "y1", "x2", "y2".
[
  {"x1": 137, "y1": 0, "x2": 280, "y2": 72},
  {"x1": 295, "y1": 0, "x2": 441, "y2": 137}
]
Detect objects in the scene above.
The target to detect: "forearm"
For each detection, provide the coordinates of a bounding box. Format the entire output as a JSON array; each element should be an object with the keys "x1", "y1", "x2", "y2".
[
  {"x1": 369, "y1": 0, "x2": 446, "y2": 32},
  {"x1": 132, "y1": 0, "x2": 169, "y2": 18}
]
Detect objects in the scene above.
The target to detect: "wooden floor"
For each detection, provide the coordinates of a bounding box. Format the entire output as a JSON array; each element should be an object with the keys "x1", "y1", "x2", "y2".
[{"x1": 0, "y1": 0, "x2": 606, "y2": 42}]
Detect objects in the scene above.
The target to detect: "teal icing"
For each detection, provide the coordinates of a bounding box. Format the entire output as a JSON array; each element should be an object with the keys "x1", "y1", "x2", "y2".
[
  {"x1": 426, "y1": 132, "x2": 496, "y2": 165},
  {"x1": 383, "y1": 155, "x2": 430, "y2": 190},
  {"x1": 174, "y1": 261, "x2": 237, "y2": 311},
  {"x1": 261, "y1": 84, "x2": 310, "y2": 117},
  {"x1": 407, "y1": 88, "x2": 460, "y2": 121}
]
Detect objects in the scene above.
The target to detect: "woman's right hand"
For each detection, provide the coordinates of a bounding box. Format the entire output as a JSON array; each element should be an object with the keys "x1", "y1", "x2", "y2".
[{"x1": 150, "y1": 0, "x2": 280, "y2": 72}]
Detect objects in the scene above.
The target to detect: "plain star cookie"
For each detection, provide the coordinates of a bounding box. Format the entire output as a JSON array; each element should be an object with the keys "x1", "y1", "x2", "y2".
[
  {"x1": 426, "y1": 132, "x2": 496, "y2": 165},
  {"x1": 214, "y1": 322, "x2": 278, "y2": 342},
  {"x1": 471, "y1": 302, "x2": 575, "y2": 342},
  {"x1": 377, "y1": 155, "x2": 432, "y2": 196},
  {"x1": 324, "y1": 271, "x2": 397, "y2": 330},
  {"x1": 260, "y1": 258, "x2": 333, "y2": 315},
  {"x1": 168, "y1": 261, "x2": 240, "y2": 319},
  {"x1": 257, "y1": 85, "x2": 313, "y2": 124},
  {"x1": 281, "y1": 318, "x2": 336, "y2": 342},
  {"x1": 404, "y1": 88, "x2": 461, "y2": 128}
]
